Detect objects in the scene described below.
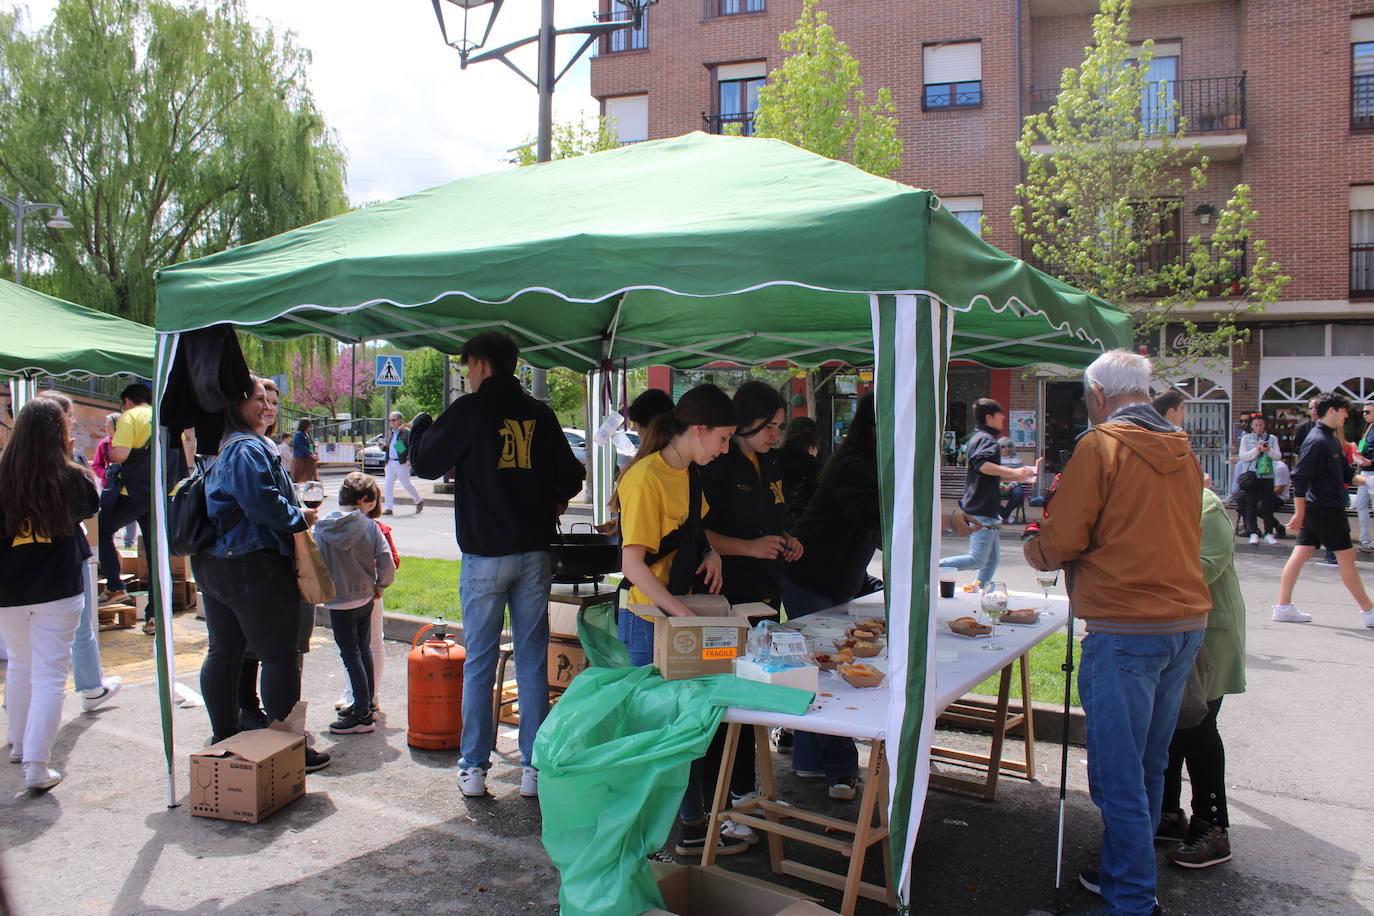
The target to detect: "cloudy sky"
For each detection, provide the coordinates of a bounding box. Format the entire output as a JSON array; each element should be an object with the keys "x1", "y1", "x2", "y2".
[{"x1": 17, "y1": 0, "x2": 601, "y2": 205}]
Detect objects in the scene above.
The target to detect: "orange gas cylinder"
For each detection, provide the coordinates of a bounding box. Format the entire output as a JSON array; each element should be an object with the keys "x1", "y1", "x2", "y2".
[{"x1": 407, "y1": 622, "x2": 466, "y2": 750}]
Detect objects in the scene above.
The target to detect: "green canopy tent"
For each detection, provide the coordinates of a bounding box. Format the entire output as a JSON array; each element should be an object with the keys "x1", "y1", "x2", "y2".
[
  {"x1": 0, "y1": 277, "x2": 155, "y2": 408},
  {"x1": 153, "y1": 132, "x2": 1129, "y2": 907}
]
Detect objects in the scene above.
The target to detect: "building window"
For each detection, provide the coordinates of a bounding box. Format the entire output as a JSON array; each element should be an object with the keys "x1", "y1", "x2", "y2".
[
  {"x1": 604, "y1": 94, "x2": 649, "y2": 145},
  {"x1": 1353, "y1": 18, "x2": 1374, "y2": 130},
  {"x1": 599, "y1": 1, "x2": 648, "y2": 53},
  {"x1": 923, "y1": 41, "x2": 982, "y2": 111},
  {"x1": 1262, "y1": 325, "x2": 1327, "y2": 358},
  {"x1": 707, "y1": 0, "x2": 764, "y2": 17},
  {"x1": 1354, "y1": 185, "x2": 1374, "y2": 298},
  {"x1": 705, "y1": 61, "x2": 766, "y2": 135},
  {"x1": 942, "y1": 195, "x2": 983, "y2": 236},
  {"x1": 1129, "y1": 42, "x2": 1180, "y2": 135}
]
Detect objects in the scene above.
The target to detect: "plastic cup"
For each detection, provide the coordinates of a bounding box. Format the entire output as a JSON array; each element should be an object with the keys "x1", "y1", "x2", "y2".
[{"x1": 938, "y1": 567, "x2": 957, "y2": 599}]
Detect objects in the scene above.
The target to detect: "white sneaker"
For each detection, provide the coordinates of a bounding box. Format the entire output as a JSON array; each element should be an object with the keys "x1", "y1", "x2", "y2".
[
  {"x1": 458, "y1": 765, "x2": 487, "y2": 797},
  {"x1": 81, "y1": 676, "x2": 123, "y2": 712},
  {"x1": 1263, "y1": 533, "x2": 1278, "y2": 546},
  {"x1": 7, "y1": 744, "x2": 21, "y2": 764},
  {"x1": 520, "y1": 765, "x2": 538, "y2": 798},
  {"x1": 1360, "y1": 608, "x2": 1374, "y2": 628},
  {"x1": 23, "y1": 762, "x2": 61, "y2": 791},
  {"x1": 1272, "y1": 604, "x2": 1312, "y2": 623},
  {"x1": 1248, "y1": 534, "x2": 1260, "y2": 545},
  {"x1": 720, "y1": 818, "x2": 758, "y2": 844}
]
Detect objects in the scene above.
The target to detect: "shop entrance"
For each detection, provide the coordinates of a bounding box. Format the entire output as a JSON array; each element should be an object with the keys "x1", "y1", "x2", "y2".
[
  {"x1": 1172, "y1": 377, "x2": 1231, "y2": 493},
  {"x1": 1043, "y1": 381, "x2": 1087, "y2": 475}
]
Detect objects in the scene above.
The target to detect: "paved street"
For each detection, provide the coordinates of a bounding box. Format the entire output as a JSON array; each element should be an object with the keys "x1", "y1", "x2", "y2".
[{"x1": 1, "y1": 517, "x2": 1372, "y2": 915}]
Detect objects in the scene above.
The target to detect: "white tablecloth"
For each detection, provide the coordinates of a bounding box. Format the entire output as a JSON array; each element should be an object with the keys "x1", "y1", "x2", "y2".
[{"x1": 723, "y1": 591, "x2": 1069, "y2": 741}]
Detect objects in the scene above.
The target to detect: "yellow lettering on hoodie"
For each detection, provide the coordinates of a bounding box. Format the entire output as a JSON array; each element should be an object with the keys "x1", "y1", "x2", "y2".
[
  {"x1": 769, "y1": 480, "x2": 785, "y2": 504},
  {"x1": 11, "y1": 519, "x2": 50, "y2": 547},
  {"x1": 498, "y1": 419, "x2": 536, "y2": 469}
]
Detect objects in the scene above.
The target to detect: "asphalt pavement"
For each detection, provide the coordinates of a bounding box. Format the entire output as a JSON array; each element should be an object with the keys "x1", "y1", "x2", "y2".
[{"x1": 1, "y1": 499, "x2": 1372, "y2": 915}]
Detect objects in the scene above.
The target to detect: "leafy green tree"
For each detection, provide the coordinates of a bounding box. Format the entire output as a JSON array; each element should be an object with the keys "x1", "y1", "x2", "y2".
[
  {"x1": 0, "y1": 0, "x2": 349, "y2": 323},
  {"x1": 400, "y1": 348, "x2": 447, "y2": 416},
  {"x1": 750, "y1": 0, "x2": 901, "y2": 179},
  {"x1": 1013, "y1": 0, "x2": 1286, "y2": 371},
  {"x1": 512, "y1": 116, "x2": 620, "y2": 167}
]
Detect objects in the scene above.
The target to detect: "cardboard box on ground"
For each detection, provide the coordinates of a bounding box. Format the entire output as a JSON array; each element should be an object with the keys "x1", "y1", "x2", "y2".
[
  {"x1": 190, "y1": 728, "x2": 306, "y2": 824},
  {"x1": 644, "y1": 863, "x2": 838, "y2": 915},
  {"x1": 549, "y1": 637, "x2": 591, "y2": 689},
  {"x1": 627, "y1": 596, "x2": 778, "y2": 680}
]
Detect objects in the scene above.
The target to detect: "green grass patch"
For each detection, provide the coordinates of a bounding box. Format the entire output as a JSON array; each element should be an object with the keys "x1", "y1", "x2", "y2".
[
  {"x1": 385, "y1": 557, "x2": 463, "y2": 622},
  {"x1": 969, "y1": 633, "x2": 1081, "y2": 707}
]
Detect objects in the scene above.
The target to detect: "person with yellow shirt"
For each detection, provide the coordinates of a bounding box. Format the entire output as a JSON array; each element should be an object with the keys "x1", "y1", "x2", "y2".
[
  {"x1": 616, "y1": 383, "x2": 740, "y2": 857},
  {"x1": 96, "y1": 383, "x2": 155, "y2": 631}
]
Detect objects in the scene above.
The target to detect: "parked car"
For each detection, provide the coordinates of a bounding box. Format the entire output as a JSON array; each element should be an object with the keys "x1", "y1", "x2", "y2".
[
  {"x1": 361, "y1": 434, "x2": 386, "y2": 473},
  {"x1": 563, "y1": 427, "x2": 635, "y2": 474}
]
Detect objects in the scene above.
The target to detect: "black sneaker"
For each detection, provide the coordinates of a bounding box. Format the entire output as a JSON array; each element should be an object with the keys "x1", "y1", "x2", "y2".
[
  {"x1": 674, "y1": 822, "x2": 750, "y2": 857},
  {"x1": 239, "y1": 706, "x2": 270, "y2": 731},
  {"x1": 329, "y1": 707, "x2": 376, "y2": 734},
  {"x1": 304, "y1": 746, "x2": 331, "y2": 773},
  {"x1": 1156, "y1": 810, "x2": 1187, "y2": 843}
]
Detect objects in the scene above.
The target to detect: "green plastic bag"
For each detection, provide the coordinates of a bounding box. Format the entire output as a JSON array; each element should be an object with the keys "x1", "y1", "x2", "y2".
[
  {"x1": 578, "y1": 598, "x2": 631, "y2": 669},
  {"x1": 534, "y1": 666, "x2": 813, "y2": 916}
]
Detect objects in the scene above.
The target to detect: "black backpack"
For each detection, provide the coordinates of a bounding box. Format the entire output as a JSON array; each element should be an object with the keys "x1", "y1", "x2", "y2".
[{"x1": 168, "y1": 435, "x2": 255, "y2": 557}]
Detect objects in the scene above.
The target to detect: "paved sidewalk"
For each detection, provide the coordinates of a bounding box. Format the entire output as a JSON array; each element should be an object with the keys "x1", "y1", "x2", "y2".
[{"x1": 2, "y1": 544, "x2": 1371, "y2": 914}]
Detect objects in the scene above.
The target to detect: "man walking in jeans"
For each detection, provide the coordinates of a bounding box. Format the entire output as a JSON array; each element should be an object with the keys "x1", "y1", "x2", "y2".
[
  {"x1": 408, "y1": 332, "x2": 584, "y2": 799},
  {"x1": 941, "y1": 398, "x2": 1038, "y2": 588},
  {"x1": 1024, "y1": 350, "x2": 1209, "y2": 916}
]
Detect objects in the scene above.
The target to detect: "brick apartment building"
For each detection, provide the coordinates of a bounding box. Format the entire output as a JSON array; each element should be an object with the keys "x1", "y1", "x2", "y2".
[{"x1": 591, "y1": 0, "x2": 1374, "y2": 487}]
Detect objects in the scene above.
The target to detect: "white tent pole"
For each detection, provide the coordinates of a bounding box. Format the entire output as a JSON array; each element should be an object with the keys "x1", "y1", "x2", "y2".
[{"x1": 151, "y1": 332, "x2": 181, "y2": 807}]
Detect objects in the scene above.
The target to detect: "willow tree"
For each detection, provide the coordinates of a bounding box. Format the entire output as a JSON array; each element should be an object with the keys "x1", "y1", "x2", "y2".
[
  {"x1": 0, "y1": 0, "x2": 349, "y2": 324},
  {"x1": 1014, "y1": 0, "x2": 1286, "y2": 371},
  {"x1": 750, "y1": 0, "x2": 901, "y2": 179}
]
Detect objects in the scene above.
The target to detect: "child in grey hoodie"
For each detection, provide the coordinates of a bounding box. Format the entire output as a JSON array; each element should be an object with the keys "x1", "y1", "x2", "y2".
[{"x1": 314, "y1": 472, "x2": 395, "y2": 734}]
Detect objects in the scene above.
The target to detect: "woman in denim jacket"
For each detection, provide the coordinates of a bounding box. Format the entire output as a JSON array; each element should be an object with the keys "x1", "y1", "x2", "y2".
[{"x1": 193, "y1": 377, "x2": 321, "y2": 756}]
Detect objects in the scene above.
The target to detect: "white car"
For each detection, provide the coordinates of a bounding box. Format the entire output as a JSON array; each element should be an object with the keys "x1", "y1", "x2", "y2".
[{"x1": 563, "y1": 427, "x2": 635, "y2": 473}]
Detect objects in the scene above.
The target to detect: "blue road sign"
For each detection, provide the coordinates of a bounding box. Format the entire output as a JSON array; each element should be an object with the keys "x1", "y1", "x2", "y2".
[{"x1": 375, "y1": 355, "x2": 404, "y2": 387}]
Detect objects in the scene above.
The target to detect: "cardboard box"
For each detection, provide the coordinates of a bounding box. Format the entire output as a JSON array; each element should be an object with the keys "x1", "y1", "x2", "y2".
[
  {"x1": 120, "y1": 552, "x2": 148, "y2": 580},
  {"x1": 547, "y1": 601, "x2": 581, "y2": 639},
  {"x1": 629, "y1": 596, "x2": 751, "y2": 680},
  {"x1": 548, "y1": 636, "x2": 591, "y2": 689},
  {"x1": 190, "y1": 728, "x2": 305, "y2": 823},
  {"x1": 643, "y1": 863, "x2": 837, "y2": 916},
  {"x1": 733, "y1": 657, "x2": 819, "y2": 694}
]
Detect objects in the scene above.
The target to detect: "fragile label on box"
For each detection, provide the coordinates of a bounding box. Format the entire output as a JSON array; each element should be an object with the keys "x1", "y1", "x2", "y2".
[{"x1": 701, "y1": 627, "x2": 740, "y2": 659}]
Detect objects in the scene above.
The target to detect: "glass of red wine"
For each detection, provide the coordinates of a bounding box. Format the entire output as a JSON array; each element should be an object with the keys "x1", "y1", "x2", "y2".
[{"x1": 298, "y1": 480, "x2": 325, "y2": 510}]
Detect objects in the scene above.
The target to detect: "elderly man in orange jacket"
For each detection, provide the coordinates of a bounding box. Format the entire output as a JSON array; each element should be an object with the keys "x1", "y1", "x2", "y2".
[{"x1": 1024, "y1": 349, "x2": 1210, "y2": 916}]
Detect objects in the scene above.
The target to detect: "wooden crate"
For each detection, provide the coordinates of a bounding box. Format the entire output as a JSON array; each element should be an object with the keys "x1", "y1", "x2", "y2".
[{"x1": 98, "y1": 602, "x2": 138, "y2": 631}]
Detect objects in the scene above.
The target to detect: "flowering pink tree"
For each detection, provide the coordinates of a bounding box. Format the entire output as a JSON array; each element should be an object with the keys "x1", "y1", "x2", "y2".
[{"x1": 290, "y1": 353, "x2": 375, "y2": 416}]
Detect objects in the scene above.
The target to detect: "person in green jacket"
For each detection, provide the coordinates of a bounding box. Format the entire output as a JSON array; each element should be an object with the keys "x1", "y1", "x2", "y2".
[{"x1": 1158, "y1": 484, "x2": 1247, "y2": 869}]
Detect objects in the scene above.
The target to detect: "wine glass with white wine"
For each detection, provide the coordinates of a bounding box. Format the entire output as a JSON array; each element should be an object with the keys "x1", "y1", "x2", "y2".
[
  {"x1": 980, "y1": 581, "x2": 1009, "y2": 651},
  {"x1": 1035, "y1": 569, "x2": 1060, "y2": 607}
]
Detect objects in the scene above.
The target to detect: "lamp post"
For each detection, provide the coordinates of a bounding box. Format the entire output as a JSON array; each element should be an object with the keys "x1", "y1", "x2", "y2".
[
  {"x1": 431, "y1": 0, "x2": 656, "y2": 399},
  {"x1": 0, "y1": 193, "x2": 72, "y2": 287}
]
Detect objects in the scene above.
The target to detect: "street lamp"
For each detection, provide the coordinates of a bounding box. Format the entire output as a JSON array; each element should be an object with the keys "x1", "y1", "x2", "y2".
[
  {"x1": 0, "y1": 193, "x2": 71, "y2": 287},
  {"x1": 431, "y1": 0, "x2": 656, "y2": 398}
]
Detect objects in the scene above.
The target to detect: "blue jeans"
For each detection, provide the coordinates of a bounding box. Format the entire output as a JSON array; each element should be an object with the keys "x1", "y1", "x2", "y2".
[
  {"x1": 330, "y1": 601, "x2": 375, "y2": 713},
  {"x1": 71, "y1": 562, "x2": 103, "y2": 693},
  {"x1": 617, "y1": 609, "x2": 655, "y2": 667},
  {"x1": 459, "y1": 551, "x2": 552, "y2": 769},
  {"x1": 1079, "y1": 629, "x2": 1204, "y2": 916},
  {"x1": 781, "y1": 578, "x2": 859, "y2": 780},
  {"x1": 940, "y1": 514, "x2": 1000, "y2": 584}
]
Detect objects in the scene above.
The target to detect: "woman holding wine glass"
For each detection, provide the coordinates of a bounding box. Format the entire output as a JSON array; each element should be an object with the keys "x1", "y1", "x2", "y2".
[{"x1": 192, "y1": 377, "x2": 328, "y2": 769}]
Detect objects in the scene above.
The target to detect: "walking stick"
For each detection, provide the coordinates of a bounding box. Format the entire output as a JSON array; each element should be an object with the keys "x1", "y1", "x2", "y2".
[{"x1": 1053, "y1": 600, "x2": 1076, "y2": 914}]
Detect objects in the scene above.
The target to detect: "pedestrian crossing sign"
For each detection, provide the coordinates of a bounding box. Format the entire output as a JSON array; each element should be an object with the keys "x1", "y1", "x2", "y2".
[{"x1": 375, "y1": 355, "x2": 404, "y2": 387}]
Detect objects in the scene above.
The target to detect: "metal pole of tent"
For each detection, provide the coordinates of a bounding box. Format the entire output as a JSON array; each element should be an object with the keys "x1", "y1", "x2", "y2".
[{"x1": 151, "y1": 332, "x2": 181, "y2": 807}]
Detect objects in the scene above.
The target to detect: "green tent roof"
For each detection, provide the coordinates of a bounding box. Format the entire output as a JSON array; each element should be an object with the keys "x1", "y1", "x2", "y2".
[
  {"x1": 155, "y1": 132, "x2": 1128, "y2": 369},
  {"x1": 0, "y1": 277, "x2": 155, "y2": 378}
]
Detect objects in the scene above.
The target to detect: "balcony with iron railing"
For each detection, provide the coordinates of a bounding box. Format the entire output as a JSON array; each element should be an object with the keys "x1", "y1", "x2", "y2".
[
  {"x1": 1022, "y1": 237, "x2": 1249, "y2": 299},
  {"x1": 592, "y1": 8, "x2": 647, "y2": 55},
  {"x1": 1353, "y1": 243, "x2": 1374, "y2": 298},
  {"x1": 704, "y1": 0, "x2": 765, "y2": 17},
  {"x1": 1028, "y1": 74, "x2": 1247, "y2": 162},
  {"x1": 702, "y1": 111, "x2": 756, "y2": 136}
]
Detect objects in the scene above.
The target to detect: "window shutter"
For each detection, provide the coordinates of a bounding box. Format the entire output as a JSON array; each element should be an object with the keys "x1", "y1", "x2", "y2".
[
  {"x1": 1352, "y1": 185, "x2": 1374, "y2": 212},
  {"x1": 923, "y1": 42, "x2": 981, "y2": 84},
  {"x1": 1352, "y1": 17, "x2": 1374, "y2": 43},
  {"x1": 605, "y1": 95, "x2": 649, "y2": 143},
  {"x1": 716, "y1": 61, "x2": 767, "y2": 81}
]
